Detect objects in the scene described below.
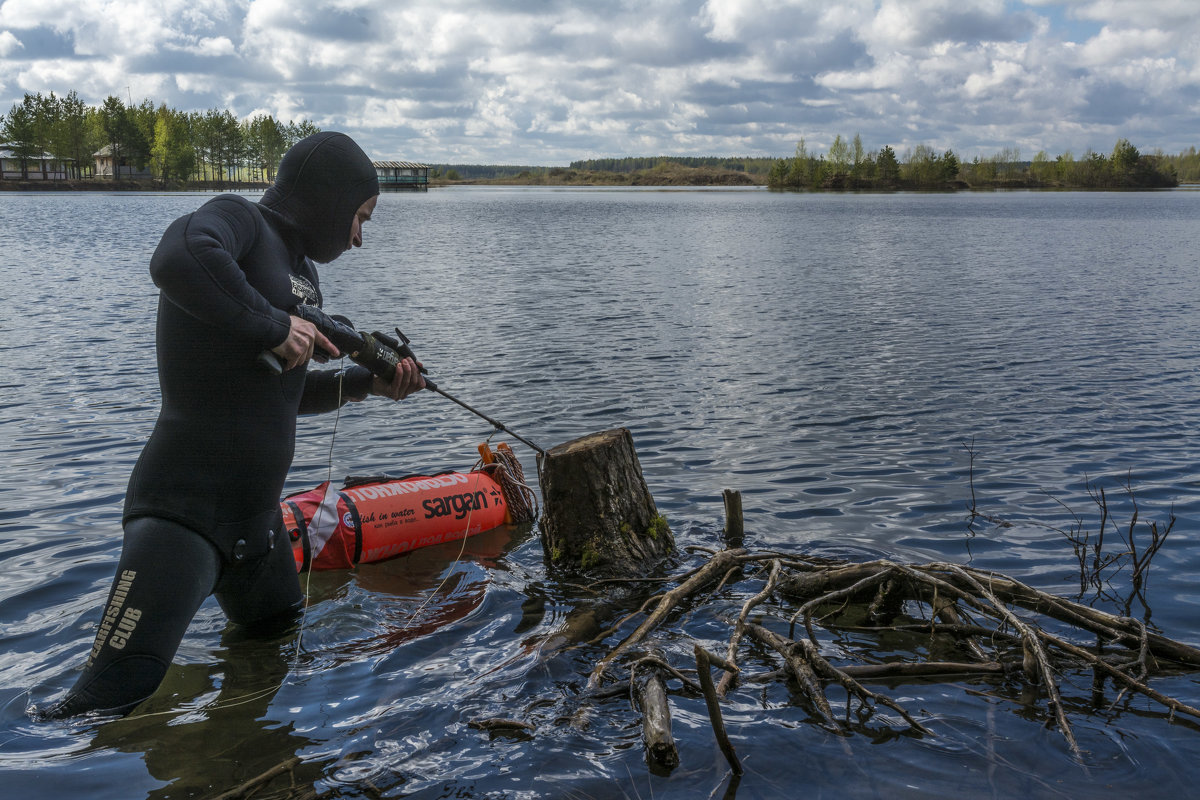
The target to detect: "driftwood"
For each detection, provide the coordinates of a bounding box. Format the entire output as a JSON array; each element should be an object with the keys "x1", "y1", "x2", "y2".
[
  {"x1": 531, "y1": 443, "x2": 1196, "y2": 771},
  {"x1": 588, "y1": 548, "x2": 746, "y2": 688},
  {"x1": 568, "y1": 514, "x2": 1200, "y2": 768},
  {"x1": 539, "y1": 428, "x2": 675, "y2": 576},
  {"x1": 632, "y1": 653, "x2": 680, "y2": 771},
  {"x1": 694, "y1": 645, "x2": 742, "y2": 776}
]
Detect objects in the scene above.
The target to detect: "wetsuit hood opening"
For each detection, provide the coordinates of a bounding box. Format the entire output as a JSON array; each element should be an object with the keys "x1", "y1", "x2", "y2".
[{"x1": 260, "y1": 131, "x2": 379, "y2": 264}]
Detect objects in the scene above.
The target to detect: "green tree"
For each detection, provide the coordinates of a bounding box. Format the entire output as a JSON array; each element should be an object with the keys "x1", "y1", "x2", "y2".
[
  {"x1": 0, "y1": 89, "x2": 324, "y2": 184},
  {"x1": 1110, "y1": 138, "x2": 1140, "y2": 183},
  {"x1": 901, "y1": 144, "x2": 940, "y2": 186},
  {"x1": 767, "y1": 157, "x2": 790, "y2": 187},
  {"x1": 53, "y1": 90, "x2": 91, "y2": 178},
  {"x1": 940, "y1": 149, "x2": 959, "y2": 182},
  {"x1": 215, "y1": 109, "x2": 243, "y2": 181},
  {"x1": 196, "y1": 110, "x2": 220, "y2": 182},
  {"x1": 2, "y1": 99, "x2": 38, "y2": 179},
  {"x1": 98, "y1": 95, "x2": 135, "y2": 179},
  {"x1": 788, "y1": 137, "x2": 810, "y2": 187},
  {"x1": 1029, "y1": 150, "x2": 1053, "y2": 185},
  {"x1": 1169, "y1": 146, "x2": 1199, "y2": 182},
  {"x1": 195, "y1": 108, "x2": 243, "y2": 185},
  {"x1": 244, "y1": 114, "x2": 286, "y2": 182},
  {"x1": 283, "y1": 119, "x2": 321, "y2": 149},
  {"x1": 1055, "y1": 150, "x2": 1075, "y2": 184},
  {"x1": 850, "y1": 133, "x2": 866, "y2": 181},
  {"x1": 857, "y1": 152, "x2": 877, "y2": 183},
  {"x1": 1076, "y1": 149, "x2": 1110, "y2": 186},
  {"x1": 877, "y1": 145, "x2": 900, "y2": 184},
  {"x1": 971, "y1": 155, "x2": 997, "y2": 183},
  {"x1": 149, "y1": 106, "x2": 194, "y2": 186},
  {"x1": 997, "y1": 146, "x2": 1020, "y2": 180},
  {"x1": 828, "y1": 134, "x2": 850, "y2": 179},
  {"x1": 28, "y1": 92, "x2": 59, "y2": 179},
  {"x1": 0, "y1": 93, "x2": 60, "y2": 179},
  {"x1": 126, "y1": 98, "x2": 156, "y2": 170}
]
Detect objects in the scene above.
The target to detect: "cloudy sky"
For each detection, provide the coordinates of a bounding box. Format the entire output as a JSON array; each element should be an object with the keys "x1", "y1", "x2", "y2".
[{"x1": 0, "y1": 0, "x2": 1196, "y2": 165}]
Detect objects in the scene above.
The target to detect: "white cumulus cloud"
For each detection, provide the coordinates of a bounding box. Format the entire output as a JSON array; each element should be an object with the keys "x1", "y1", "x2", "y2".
[{"x1": 0, "y1": 0, "x2": 1194, "y2": 163}]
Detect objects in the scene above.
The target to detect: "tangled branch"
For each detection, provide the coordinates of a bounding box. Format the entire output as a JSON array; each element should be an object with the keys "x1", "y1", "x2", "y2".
[{"x1": 582, "y1": 544, "x2": 1200, "y2": 761}]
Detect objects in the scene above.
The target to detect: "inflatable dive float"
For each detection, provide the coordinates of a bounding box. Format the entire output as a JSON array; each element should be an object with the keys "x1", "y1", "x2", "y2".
[{"x1": 282, "y1": 443, "x2": 535, "y2": 571}]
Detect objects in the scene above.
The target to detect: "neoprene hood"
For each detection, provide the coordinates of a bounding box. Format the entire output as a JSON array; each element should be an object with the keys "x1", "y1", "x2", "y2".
[{"x1": 260, "y1": 132, "x2": 379, "y2": 264}]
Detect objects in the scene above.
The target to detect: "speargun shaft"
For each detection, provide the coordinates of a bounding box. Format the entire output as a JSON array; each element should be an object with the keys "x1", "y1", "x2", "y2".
[{"x1": 428, "y1": 385, "x2": 546, "y2": 455}]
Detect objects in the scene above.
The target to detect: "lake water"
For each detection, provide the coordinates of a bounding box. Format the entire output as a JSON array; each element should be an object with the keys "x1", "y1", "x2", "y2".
[{"x1": 2, "y1": 186, "x2": 1200, "y2": 798}]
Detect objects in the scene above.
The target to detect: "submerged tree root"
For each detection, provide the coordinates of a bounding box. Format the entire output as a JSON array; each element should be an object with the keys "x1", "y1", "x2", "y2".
[{"x1": 580, "y1": 545, "x2": 1200, "y2": 767}]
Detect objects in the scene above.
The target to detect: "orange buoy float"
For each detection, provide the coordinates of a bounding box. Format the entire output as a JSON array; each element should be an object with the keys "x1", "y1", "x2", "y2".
[
  {"x1": 281, "y1": 444, "x2": 536, "y2": 571},
  {"x1": 283, "y1": 470, "x2": 508, "y2": 571}
]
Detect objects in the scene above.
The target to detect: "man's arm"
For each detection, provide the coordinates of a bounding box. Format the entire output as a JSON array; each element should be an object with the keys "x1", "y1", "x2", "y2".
[
  {"x1": 298, "y1": 357, "x2": 425, "y2": 415},
  {"x1": 149, "y1": 195, "x2": 292, "y2": 352}
]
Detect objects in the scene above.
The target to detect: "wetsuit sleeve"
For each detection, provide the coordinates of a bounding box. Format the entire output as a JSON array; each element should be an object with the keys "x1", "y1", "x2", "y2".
[
  {"x1": 299, "y1": 366, "x2": 374, "y2": 414},
  {"x1": 150, "y1": 196, "x2": 293, "y2": 349}
]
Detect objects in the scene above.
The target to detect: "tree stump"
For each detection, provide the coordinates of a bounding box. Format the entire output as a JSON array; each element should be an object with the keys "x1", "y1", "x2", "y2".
[{"x1": 539, "y1": 427, "x2": 674, "y2": 575}]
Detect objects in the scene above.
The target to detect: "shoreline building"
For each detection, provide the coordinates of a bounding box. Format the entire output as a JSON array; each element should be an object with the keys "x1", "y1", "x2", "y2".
[
  {"x1": 374, "y1": 161, "x2": 429, "y2": 191},
  {"x1": 93, "y1": 145, "x2": 152, "y2": 179},
  {"x1": 0, "y1": 144, "x2": 73, "y2": 180}
]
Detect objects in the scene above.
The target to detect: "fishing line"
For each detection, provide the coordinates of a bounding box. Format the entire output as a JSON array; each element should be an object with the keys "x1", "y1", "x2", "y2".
[
  {"x1": 397, "y1": 433, "x2": 540, "y2": 632},
  {"x1": 399, "y1": 440, "x2": 489, "y2": 632},
  {"x1": 293, "y1": 362, "x2": 347, "y2": 657},
  {"x1": 396, "y1": 438, "x2": 537, "y2": 633}
]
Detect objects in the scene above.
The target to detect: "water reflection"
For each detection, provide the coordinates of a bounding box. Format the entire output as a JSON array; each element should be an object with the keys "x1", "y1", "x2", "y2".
[{"x1": 88, "y1": 624, "x2": 322, "y2": 799}]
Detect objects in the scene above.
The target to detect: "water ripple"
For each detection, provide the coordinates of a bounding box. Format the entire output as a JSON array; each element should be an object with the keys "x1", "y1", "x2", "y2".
[{"x1": 4, "y1": 189, "x2": 1200, "y2": 797}]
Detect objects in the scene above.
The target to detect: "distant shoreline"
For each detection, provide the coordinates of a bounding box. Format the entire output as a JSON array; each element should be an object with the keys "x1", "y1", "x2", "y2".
[
  {"x1": 1, "y1": 172, "x2": 1193, "y2": 193},
  {"x1": 0, "y1": 179, "x2": 271, "y2": 192}
]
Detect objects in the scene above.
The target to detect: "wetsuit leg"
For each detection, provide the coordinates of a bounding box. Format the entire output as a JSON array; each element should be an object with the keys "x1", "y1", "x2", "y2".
[
  {"x1": 213, "y1": 522, "x2": 303, "y2": 631},
  {"x1": 43, "y1": 517, "x2": 221, "y2": 719}
]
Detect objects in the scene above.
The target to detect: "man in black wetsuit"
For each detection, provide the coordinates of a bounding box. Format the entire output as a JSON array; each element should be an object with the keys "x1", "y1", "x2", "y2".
[{"x1": 42, "y1": 131, "x2": 424, "y2": 718}]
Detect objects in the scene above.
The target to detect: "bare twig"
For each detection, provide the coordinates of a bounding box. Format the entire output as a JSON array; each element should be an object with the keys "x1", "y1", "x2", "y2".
[
  {"x1": 939, "y1": 564, "x2": 1080, "y2": 757},
  {"x1": 746, "y1": 623, "x2": 931, "y2": 735},
  {"x1": 695, "y1": 644, "x2": 743, "y2": 776},
  {"x1": 630, "y1": 654, "x2": 703, "y2": 695},
  {"x1": 588, "y1": 549, "x2": 747, "y2": 688},
  {"x1": 212, "y1": 757, "x2": 301, "y2": 800},
  {"x1": 745, "y1": 623, "x2": 837, "y2": 727},
  {"x1": 717, "y1": 559, "x2": 781, "y2": 697},
  {"x1": 789, "y1": 565, "x2": 898, "y2": 643}
]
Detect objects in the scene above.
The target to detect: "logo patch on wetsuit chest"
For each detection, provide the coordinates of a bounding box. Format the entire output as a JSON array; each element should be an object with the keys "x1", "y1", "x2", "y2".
[{"x1": 290, "y1": 274, "x2": 318, "y2": 305}]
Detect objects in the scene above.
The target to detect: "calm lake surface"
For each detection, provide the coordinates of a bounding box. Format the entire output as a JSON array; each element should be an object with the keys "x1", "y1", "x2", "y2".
[{"x1": 2, "y1": 186, "x2": 1199, "y2": 798}]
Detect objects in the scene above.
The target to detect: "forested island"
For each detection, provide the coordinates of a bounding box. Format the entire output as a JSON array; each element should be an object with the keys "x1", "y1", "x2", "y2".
[
  {"x1": 2, "y1": 90, "x2": 1196, "y2": 191},
  {"x1": 438, "y1": 139, "x2": 1191, "y2": 190},
  {"x1": 764, "y1": 134, "x2": 1185, "y2": 190}
]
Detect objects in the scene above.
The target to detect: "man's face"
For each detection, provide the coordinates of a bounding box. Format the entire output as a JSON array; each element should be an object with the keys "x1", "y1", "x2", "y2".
[{"x1": 348, "y1": 195, "x2": 378, "y2": 251}]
